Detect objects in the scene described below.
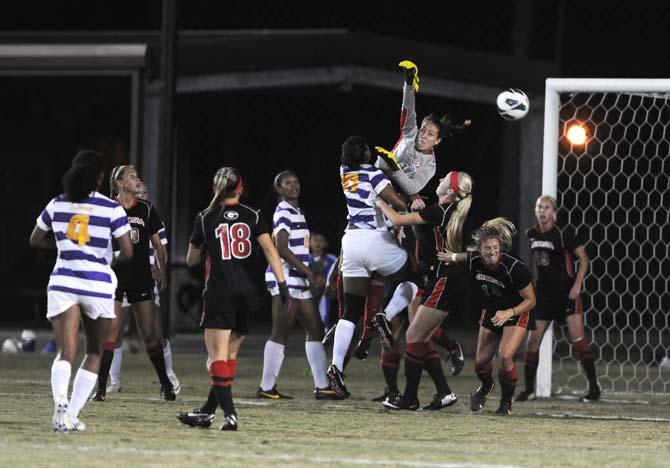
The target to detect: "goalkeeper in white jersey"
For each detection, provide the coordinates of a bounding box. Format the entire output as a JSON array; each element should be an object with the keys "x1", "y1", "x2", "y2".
[{"x1": 375, "y1": 59, "x2": 470, "y2": 211}]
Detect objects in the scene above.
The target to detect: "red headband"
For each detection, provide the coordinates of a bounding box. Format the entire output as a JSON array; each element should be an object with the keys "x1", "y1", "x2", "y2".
[{"x1": 450, "y1": 171, "x2": 460, "y2": 197}]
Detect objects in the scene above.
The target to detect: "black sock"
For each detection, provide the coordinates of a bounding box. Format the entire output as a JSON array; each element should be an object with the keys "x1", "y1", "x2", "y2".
[
  {"x1": 146, "y1": 344, "x2": 171, "y2": 387},
  {"x1": 403, "y1": 357, "x2": 423, "y2": 401},
  {"x1": 200, "y1": 387, "x2": 217, "y2": 414},
  {"x1": 381, "y1": 351, "x2": 400, "y2": 394},
  {"x1": 424, "y1": 356, "x2": 452, "y2": 396},
  {"x1": 524, "y1": 364, "x2": 538, "y2": 393},
  {"x1": 499, "y1": 370, "x2": 517, "y2": 404},
  {"x1": 97, "y1": 348, "x2": 114, "y2": 392},
  {"x1": 212, "y1": 385, "x2": 235, "y2": 417}
]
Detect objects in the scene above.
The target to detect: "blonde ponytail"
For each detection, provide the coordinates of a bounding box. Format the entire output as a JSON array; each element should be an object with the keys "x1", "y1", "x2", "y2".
[
  {"x1": 444, "y1": 171, "x2": 473, "y2": 252},
  {"x1": 208, "y1": 167, "x2": 241, "y2": 210}
]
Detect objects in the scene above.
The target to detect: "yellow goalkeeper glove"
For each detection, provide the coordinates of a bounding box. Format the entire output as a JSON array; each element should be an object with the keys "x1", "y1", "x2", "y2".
[
  {"x1": 375, "y1": 146, "x2": 401, "y2": 172},
  {"x1": 399, "y1": 60, "x2": 420, "y2": 92}
]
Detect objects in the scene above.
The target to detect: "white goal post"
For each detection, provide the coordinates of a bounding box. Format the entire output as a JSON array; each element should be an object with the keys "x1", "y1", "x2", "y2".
[{"x1": 538, "y1": 78, "x2": 670, "y2": 397}]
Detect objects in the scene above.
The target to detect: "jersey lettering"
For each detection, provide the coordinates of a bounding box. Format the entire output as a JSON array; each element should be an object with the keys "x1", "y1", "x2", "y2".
[
  {"x1": 341, "y1": 173, "x2": 359, "y2": 193},
  {"x1": 65, "y1": 214, "x2": 91, "y2": 246},
  {"x1": 216, "y1": 223, "x2": 252, "y2": 260}
]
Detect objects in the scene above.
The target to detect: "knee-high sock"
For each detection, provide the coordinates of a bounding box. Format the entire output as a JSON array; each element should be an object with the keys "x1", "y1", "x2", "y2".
[
  {"x1": 499, "y1": 366, "x2": 518, "y2": 404},
  {"x1": 523, "y1": 349, "x2": 539, "y2": 392},
  {"x1": 163, "y1": 339, "x2": 175, "y2": 377},
  {"x1": 423, "y1": 343, "x2": 451, "y2": 395},
  {"x1": 403, "y1": 342, "x2": 428, "y2": 401},
  {"x1": 332, "y1": 320, "x2": 356, "y2": 370},
  {"x1": 380, "y1": 350, "x2": 401, "y2": 394},
  {"x1": 361, "y1": 283, "x2": 384, "y2": 340},
  {"x1": 146, "y1": 343, "x2": 171, "y2": 387},
  {"x1": 385, "y1": 281, "x2": 418, "y2": 322},
  {"x1": 51, "y1": 359, "x2": 71, "y2": 403},
  {"x1": 430, "y1": 327, "x2": 459, "y2": 354},
  {"x1": 96, "y1": 341, "x2": 115, "y2": 392},
  {"x1": 260, "y1": 341, "x2": 285, "y2": 391},
  {"x1": 475, "y1": 361, "x2": 494, "y2": 394},
  {"x1": 69, "y1": 368, "x2": 97, "y2": 419},
  {"x1": 574, "y1": 337, "x2": 598, "y2": 389},
  {"x1": 210, "y1": 360, "x2": 235, "y2": 416},
  {"x1": 202, "y1": 357, "x2": 237, "y2": 414},
  {"x1": 305, "y1": 341, "x2": 329, "y2": 389},
  {"x1": 110, "y1": 346, "x2": 123, "y2": 385}
]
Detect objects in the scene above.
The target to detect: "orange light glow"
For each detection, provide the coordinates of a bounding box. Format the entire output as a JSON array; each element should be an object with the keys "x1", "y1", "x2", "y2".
[{"x1": 566, "y1": 124, "x2": 588, "y2": 145}]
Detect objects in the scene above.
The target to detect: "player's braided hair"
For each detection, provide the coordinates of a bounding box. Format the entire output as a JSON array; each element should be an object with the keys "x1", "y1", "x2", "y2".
[
  {"x1": 444, "y1": 171, "x2": 473, "y2": 253},
  {"x1": 208, "y1": 166, "x2": 241, "y2": 210},
  {"x1": 62, "y1": 150, "x2": 103, "y2": 202},
  {"x1": 471, "y1": 217, "x2": 517, "y2": 253},
  {"x1": 422, "y1": 114, "x2": 472, "y2": 140},
  {"x1": 109, "y1": 165, "x2": 131, "y2": 198}
]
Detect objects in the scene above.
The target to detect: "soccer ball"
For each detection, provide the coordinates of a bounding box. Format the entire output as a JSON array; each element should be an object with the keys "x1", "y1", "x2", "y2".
[
  {"x1": 496, "y1": 88, "x2": 530, "y2": 121},
  {"x1": 2, "y1": 338, "x2": 20, "y2": 354}
]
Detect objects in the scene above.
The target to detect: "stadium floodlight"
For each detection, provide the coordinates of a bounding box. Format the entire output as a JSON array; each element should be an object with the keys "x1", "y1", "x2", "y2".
[
  {"x1": 540, "y1": 78, "x2": 670, "y2": 397},
  {"x1": 566, "y1": 123, "x2": 588, "y2": 145}
]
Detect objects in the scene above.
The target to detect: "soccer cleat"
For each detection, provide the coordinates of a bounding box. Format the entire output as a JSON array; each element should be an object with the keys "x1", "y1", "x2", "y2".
[
  {"x1": 322, "y1": 323, "x2": 337, "y2": 345},
  {"x1": 314, "y1": 386, "x2": 345, "y2": 400},
  {"x1": 256, "y1": 386, "x2": 293, "y2": 400},
  {"x1": 371, "y1": 388, "x2": 399, "y2": 403},
  {"x1": 326, "y1": 364, "x2": 349, "y2": 398},
  {"x1": 161, "y1": 384, "x2": 177, "y2": 401},
  {"x1": 449, "y1": 342, "x2": 465, "y2": 376},
  {"x1": 107, "y1": 381, "x2": 122, "y2": 393},
  {"x1": 52, "y1": 400, "x2": 70, "y2": 433},
  {"x1": 383, "y1": 395, "x2": 419, "y2": 411},
  {"x1": 422, "y1": 392, "x2": 458, "y2": 411},
  {"x1": 177, "y1": 409, "x2": 215, "y2": 428},
  {"x1": 515, "y1": 389, "x2": 536, "y2": 402},
  {"x1": 373, "y1": 312, "x2": 394, "y2": 349},
  {"x1": 352, "y1": 337, "x2": 372, "y2": 361},
  {"x1": 495, "y1": 400, "x2": 513, "y2": 416},
  {"x1": 90, "y1": 389, "x2": 106, "y2": 402},
  {"x1": 219, "y1": 413, "x2": 238, "y2": 431},
  {"x1": 581, "y1": 385, "x2": 601, "y2": 402},
  {"x1": 69, "y1": 418, "x2": 86, "y2": 432},
  {"x1": 169, "y1": 373, "x2": 181, "y2": 395},
  {"x1": 469, "y1": 383, "x2": 495, "y2": 412}
]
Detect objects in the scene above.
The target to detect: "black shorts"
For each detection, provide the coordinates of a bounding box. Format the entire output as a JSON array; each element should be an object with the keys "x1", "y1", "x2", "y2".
[
  {"x1": 115, "y1": 287, "x2": 154, "y2": 304},
  {"x1": 420, "y1": 273, "x2": 468, "y2": 312},
  {"x1": 199, "y1": 289, "x2": 259, "y2": 334},
  {"x1": 479, "y1": 308, "x2": 536, "y2": 335},
  {"x1": 534, "y1": 295, "x2": 583, "y2": 322}
]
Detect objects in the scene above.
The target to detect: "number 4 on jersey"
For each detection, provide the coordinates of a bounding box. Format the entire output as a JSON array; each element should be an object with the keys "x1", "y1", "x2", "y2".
[
  {"x1": 66, "y1": 214, "x2": 91, "y2": 246},
  {"x1": 216, "y1": 223, "x2": 252, "y2": 260}
]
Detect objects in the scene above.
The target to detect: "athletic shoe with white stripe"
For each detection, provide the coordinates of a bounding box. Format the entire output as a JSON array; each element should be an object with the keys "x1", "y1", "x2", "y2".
[
  {"x1": 422, "y1": 392, "x2": 458, "y2": 411},
  {"x1": 220, "y1": 413, "x2": 238, "y2": 431},
  {"x1": 373, "y1": 313, "x2": 394, "y2": 348},
  {"x1": 52, "y1": 399, "x2": 70, "y2": 433},
  {"x1": 449, "y1": 342, "x2": 465, "y2": 376},
  {"x1": 69, "y1": 418, "x2": 86, "y2": 432},
  {"x1": 169, "y1": 373, "x2": 181, "y2": 395},
  {"x1": 326, "y1": 364, "x2": 349, "y2": 398}
]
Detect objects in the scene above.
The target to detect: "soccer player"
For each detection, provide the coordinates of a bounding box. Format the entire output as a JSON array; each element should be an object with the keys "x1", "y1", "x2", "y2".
[
  {"x1": 108, "y1": 180, "x2": 180, "y2": 394},
  {"x1": 516, "y1": 195, "x2": 600, "y2": 402},
  {"x1": 30, "y1": 150, "x2": 133, "y2": 432},
  {"x1": 258, "y1": 171, "x2": 338, "y2": 400},
  {"x1": 177, "y1": 166, "x2": 289, "y2": 431},
  {"x1": 92, "y1": 165, "x2": 175, "y2": 401},
  {"x1": 376, "y1": 171, "x2": 473, "y2": 410},
  {"x1": 440, "y1": 218, "x2": 536, "y2": 415},
  {"x1": 375, "y1": 59, "x2": 470, "y2": 211},
  {"x1": 308, "y1": 232, "x2": 338, "y2": 331},
  {"x1": 327, "y1": 136, "x2": 410, "y2": 398}
]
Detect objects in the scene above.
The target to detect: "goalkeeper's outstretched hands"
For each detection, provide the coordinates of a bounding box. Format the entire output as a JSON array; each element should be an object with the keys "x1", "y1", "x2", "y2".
[
  {"x1": 399, "y1": 60, "x2": 419, "y2": 92},
  {"x1": 374, "y1": 146, "x2": 401, "y2": 172}
]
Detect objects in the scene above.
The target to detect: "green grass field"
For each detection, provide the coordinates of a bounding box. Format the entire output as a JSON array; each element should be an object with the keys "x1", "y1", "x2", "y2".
[{"x1": 1, "y1": 338, "x2": 669, "y2": 468}]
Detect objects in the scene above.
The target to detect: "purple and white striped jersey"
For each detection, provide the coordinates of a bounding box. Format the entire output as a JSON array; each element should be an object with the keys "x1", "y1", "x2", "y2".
[
  {"x1": 340, "y1": 164, "x2": 391, "y2": 231},
  {"x1": 36, "y1": 192, "x2": 131, "y2": 299},
  {"x1": 264, "y1": 200, "x2": 310, "y2": 292},
  {"x1": 375, "y1": 83, "x2": 436, "y2": 196}
]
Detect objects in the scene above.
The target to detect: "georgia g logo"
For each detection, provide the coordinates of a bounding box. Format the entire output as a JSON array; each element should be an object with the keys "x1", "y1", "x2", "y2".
[{"x1": 223, "y1": 211, "x2": 239, "y2": 220}]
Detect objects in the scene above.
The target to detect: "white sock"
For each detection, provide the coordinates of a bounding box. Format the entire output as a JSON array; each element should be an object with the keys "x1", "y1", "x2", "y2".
[
  {"x1": 110, "y1": 347, "x2": 123, "y2": 385},
  {"x1": 260, "y1": 341, "x2": 285, "y2": 391},
  {"x1": 305, "y1": 341, "x2": 329, "y2": 389},
  {"x1": 385, "y1": 281, "x2": 418, "y2": 321},
  {"x1": 332, "y1": 320, "x2": 356, "y2": 370},
  {"x1": 69, "y1": 368, "x2": 97, "y2": 419},
  {"x1": 163, "y1": 340, "x2": 174, "y2": 376},
  {"x1": 51, "y1": 359, "x2": 71, "y2": 403}
]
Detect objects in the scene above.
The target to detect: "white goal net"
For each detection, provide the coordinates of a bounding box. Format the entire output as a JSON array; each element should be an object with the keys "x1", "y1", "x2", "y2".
[{"x1": 539, "y1": 79, "x2": 670, "y2": 395}]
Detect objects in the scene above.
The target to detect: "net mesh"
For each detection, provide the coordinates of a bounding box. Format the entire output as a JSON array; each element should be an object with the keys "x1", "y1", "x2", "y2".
[{"x1": 552, "y1": 91, "x2": 670, "y2": 394}]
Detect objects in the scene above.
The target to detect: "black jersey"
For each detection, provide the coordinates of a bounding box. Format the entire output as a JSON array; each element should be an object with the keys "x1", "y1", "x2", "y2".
[
  {"x1": 113, "y1": 197, "x2": 163, "y2": 290},
  {"x1": 468, "y1": 252, "x2": 533, "y2": 312},
  {"x1": 190, "y1": 202, "x2": 269, "y2": 298},
  {"x1": 417, "y1": 203, "x2": 466, "y2": 278},
  {"x1": 526, "y1": 225, "x2": 581, "y2": 295}
]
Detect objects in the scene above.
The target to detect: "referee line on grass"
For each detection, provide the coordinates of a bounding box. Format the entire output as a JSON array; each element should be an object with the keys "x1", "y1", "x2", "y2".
[
  {"x1": 531, "y1": 412, "x2": 670, "y2": 423},
  {"x1": 1, "y1": 443, "x2": 520, "y2": 468}
]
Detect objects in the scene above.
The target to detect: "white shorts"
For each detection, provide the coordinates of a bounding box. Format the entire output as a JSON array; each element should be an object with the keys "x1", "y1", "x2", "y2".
[
  {"x1": 47, "y1": 291, "x2": 115, "y2": 321},
  {"x1": 341, "y1": 229, "x2": 408, "y2": 278},
  {"x1": 267, "y1": 284, "x2": 313, "y2": 300}
]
